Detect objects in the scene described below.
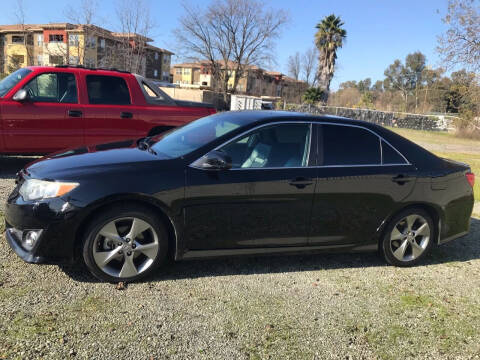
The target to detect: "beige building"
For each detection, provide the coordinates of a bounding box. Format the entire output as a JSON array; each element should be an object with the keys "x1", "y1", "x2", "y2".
[
  {"x1": 171, "y1": 61, "x2": 308, "y2": 102},
  {"x1": 0, "y1": 23, "x2": 173, "y2": 80}
]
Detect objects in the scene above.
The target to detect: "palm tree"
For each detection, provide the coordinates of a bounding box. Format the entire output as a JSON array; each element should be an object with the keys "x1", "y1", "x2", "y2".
[{"x1": 315, "y1": 14, "x2": 347, "y2": 103}]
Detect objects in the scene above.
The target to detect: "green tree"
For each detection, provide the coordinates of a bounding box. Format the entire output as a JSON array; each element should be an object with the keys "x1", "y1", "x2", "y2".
[
  {"x1": 315, "y1": 14, "x2": 347, "y2": 103},
  {"x1": 405, "y1": 52, "x2": 426, "y2": 111},
  {"x1": 303, "y1": 87, "x2": 324, "y2": 104},
  {"x1": 357, "y1": 78, "x2": 371, "y2": 93},
  {"x1": 384, "y1": 59, "x2": 410, "y2": 111}
]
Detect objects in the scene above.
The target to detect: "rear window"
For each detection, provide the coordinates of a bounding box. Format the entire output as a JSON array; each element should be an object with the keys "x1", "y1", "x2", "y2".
[
  {"x1": 322, "y1": 124, "x2": 381, "y2": 166},
  {"x1": 86, "y1": 75, "x2": 131, "y2": 105}
]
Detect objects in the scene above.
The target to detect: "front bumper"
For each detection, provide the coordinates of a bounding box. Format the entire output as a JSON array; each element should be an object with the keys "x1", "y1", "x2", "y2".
[{"x1": 4, "y1": 190, "x2": 83, "y2": 264}]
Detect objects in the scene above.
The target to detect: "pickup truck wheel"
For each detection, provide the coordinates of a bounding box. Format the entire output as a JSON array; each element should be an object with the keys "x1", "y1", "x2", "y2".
[
  {"x1": 148, "y1": 126, "x2": 175, "y2": 136},
  {"x1": 82, "y1": 204, "x2": 168, "y2": 283}
]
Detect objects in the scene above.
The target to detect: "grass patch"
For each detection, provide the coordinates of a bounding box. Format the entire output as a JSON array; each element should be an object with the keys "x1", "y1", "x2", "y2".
[
  {"x1": 355, "y1": 290, "x2": 480, "y2": 359},
  {"x1": 223, "y1": 296, "x2": 312, "y2": 359}
]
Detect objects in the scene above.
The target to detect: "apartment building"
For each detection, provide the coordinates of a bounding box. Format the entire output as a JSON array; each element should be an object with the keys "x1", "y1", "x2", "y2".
[
  {"x1": 171, "y1": 61, "x2": 308, "y2": 101},
  {"x1": 0, "y1": 23, "x2": 173, "y2": 81}
]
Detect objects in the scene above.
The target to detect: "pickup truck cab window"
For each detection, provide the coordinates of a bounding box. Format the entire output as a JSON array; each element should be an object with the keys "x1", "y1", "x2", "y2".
[
  {"x1": 86, "y1": 75, "x2": 131, "y2": 105},
  {"x1": 23, "y1": 72, "x2": 78, "y2": 103},
  {"x1": 0, "y1": 68, "x2": 32, "y2": 97}
]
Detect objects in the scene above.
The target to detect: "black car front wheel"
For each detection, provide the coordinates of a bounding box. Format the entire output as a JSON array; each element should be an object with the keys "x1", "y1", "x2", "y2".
[
  {"x1": 382, "y1": 208, "x2": 434, "y2": 267},
  {"x1": 82, "y1": 204, "x2": 168, "y2": 283}
]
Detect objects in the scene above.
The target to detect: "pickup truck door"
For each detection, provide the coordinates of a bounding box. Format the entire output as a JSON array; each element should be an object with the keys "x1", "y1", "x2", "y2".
[
  {"x1": 2, "y1": 72, "x2": 84, "y2": 154},
  {"x1": 83, "y1": 74, "x2": 145, "y2": 145}
]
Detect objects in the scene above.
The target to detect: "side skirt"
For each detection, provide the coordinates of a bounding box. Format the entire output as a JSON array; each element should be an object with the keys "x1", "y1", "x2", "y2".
[{"x1": 181, "y1": 243, "x2": 378, "y2": 260}]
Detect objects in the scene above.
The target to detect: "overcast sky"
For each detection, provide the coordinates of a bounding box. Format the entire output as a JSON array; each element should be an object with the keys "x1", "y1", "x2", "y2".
[{"x1": 0, "y1": 0, "x2": 450, "y2": 89}]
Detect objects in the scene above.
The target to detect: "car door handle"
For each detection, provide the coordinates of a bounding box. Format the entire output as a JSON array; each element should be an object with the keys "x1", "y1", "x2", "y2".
[
  {"x1": 68, "y1": 110, "x2": 82, "y2": 117},
  {"x1": 121, "y1": 112, "x2": 133, "y2": 119},
  {"x1": 392, "y1": 175, "x2": 415, "y2": 184},
  {"x1": 289, "y1": 177, "x2": 313, "y2": 189}
]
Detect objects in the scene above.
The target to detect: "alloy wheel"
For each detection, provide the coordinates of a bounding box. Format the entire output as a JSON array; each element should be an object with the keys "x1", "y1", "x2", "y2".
[
  {"x1": 92, "y1": 217, "x2": 159, "y2": 279},
  {"x1": 389, "y1": 214, "x2": 431, "y2": 262}
]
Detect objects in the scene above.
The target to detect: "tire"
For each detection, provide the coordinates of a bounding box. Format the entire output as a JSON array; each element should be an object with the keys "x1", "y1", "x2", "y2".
[
  {"x1": 82, "y1": 204, "x2": 168, "y2": 283},
  {"x1": 382, "y1": 208, "x2": 435, "y2": 267}
]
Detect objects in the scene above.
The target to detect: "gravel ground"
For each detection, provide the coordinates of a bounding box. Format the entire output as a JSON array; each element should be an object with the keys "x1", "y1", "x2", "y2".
[{"x1": 1, "y1": 156, "x2": 480, "y2": 359}]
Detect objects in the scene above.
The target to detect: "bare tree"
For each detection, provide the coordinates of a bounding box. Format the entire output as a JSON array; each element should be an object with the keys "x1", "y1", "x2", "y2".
[
  {"x1": 287, "y1": 52, "x2": 301, "y2": 80},
  {"x1": 9, "y1": 0, "x2": 33, "y2": 72},
  {"x1": 116, "y1": 0, "x2": 155, "y2": 74},
  {"x1": 438, "y1": 0, "x2": 480, "y2": 72},
  {"x1": 302, "y1": 47, "x2": 318, "y2": 87},
  {"x1": 174, "y1": 0, "x2": 288, "y2": 101},
  {"x1": 63, "y1": 0, "x2": 99, "y2": 66}
]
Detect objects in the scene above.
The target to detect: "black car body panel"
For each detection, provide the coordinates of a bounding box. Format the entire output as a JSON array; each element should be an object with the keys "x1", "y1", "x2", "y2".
[{"x1": 4, "y1": 111, "x2": 474, "y2": 264}]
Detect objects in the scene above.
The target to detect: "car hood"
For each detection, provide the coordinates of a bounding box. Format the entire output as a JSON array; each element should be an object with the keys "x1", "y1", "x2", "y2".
[{"x1": 23, "y1": 140, "x2": 179, "y2": 181}]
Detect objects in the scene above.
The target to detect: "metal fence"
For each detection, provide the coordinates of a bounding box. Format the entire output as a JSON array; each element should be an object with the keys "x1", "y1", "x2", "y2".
[{"x1": 288, "y1": 104, "x2": 459, "y2": 132}]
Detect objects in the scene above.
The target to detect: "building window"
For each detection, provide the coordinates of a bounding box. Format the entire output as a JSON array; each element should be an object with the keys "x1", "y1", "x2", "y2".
[
  {"x1": 175, "y1": 68, "x2": 182, "y2": 75},
  {"x1": 99, "y1": 38, "x2": 105, "y2": 49},
  {"x1": 36, "y1": 55, "x2": 43, "y2": 66},
  {"x1": 68, "y1": 34, "x2": 79, "y2": 46},
  {"x1": 154, "y1": 52, "x2": 159, "y2": 60},
  {"x1": 85, "y1": 58, "x2": 96, "y2": 68},
  {"x1": 37, "y1": 34, "x2": 43, "y2": 46},
  {"x1": 12, "y1": 35, "x2": 24, "y2": 44},
  {"x1": 86, "y1": 36, "x2": 96, "y2": 49},
  {"x1": 49, "y1": 55, "x2": 64, "y2": 65},
  {"x1": 183, "y1": 68, "x2": 190, "y2": 75},
  {"x1": 163, "y1": 55, "x2": 170, "y2": 64},
  {"x1": 154, "y1": 69, "x2": 158, "y2": 77},
  {"x1": 69, "y1": 56, "x2": 79, "y2": 65},
  {"x1": 49, "y1": 34, "x2": 64, "y2": 43}
]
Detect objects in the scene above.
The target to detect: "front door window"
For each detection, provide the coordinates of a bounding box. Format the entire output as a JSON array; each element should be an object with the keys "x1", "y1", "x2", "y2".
[
  {"x1": 23, "y1": 72, "x2": 78, "y2": 103},
  {"x1": 219, "y1": 123, "x2": 311, "y2": 169}
]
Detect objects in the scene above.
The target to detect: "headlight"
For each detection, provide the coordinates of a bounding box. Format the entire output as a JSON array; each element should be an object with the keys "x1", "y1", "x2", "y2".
[{"x1": 19, "y1": 179, "x2": 79, "y2": 201}]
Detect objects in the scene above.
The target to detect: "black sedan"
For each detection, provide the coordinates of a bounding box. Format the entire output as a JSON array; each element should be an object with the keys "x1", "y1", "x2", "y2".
[{"x1": 4, "y1": 111, "x2": 475, "y2": 282}]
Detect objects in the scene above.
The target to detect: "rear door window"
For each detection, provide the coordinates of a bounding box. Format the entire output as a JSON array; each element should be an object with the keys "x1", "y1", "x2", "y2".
[
  {"x1": 24, "y1": 72, "x2": 77, "y2": 103},
  {"x1": 86, "y1": 75, "x2": 131, "y2": 105},
  {"x1": 322, "y1": 124, "x2": 381, "y2": 166},
  {"x1": 382, "y1": 140, "x2": 408, "y2": 165}
]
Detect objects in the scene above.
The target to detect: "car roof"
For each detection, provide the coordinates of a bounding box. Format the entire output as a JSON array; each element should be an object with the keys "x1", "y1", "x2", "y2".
[{"x1": 216, "y1": 110, "x2": 375, "y2": 128}]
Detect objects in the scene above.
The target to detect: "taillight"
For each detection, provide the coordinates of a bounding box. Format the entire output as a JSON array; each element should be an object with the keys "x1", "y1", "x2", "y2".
[{"x1": 466, "y1": 172, "x2": 475, "y2": 188}]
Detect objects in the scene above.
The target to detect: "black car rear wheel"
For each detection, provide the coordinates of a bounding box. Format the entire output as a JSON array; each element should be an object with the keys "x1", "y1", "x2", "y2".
[
  {"x1": 382, "y1": 208, "x2": 434, "y2": 267},
  {"x1": 82, "y1": 204, "x2": 168, "y2": 283}
]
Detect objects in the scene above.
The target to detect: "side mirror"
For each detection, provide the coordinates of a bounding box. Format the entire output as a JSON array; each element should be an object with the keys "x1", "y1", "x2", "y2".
[
  {"x1": 12, "y1": 89, "x2": 28, "y2": 102},
  {"x1": 191, "y1": 150, "x2": 232, "y2": 171}
]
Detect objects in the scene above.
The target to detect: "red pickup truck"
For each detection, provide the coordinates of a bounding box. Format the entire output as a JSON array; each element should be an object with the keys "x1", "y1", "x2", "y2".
[{"x1": 0, "y1": 66, "x2": 216, "y2": 155}]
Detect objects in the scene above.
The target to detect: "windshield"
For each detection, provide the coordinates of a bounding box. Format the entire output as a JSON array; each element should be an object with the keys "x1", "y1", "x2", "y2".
[
  {"x1": 0, "y1": 68, "x2": 32, "y2": 97},
  {"x1": 151, "y1": 114, "x2": 249, "y2": 158}
]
